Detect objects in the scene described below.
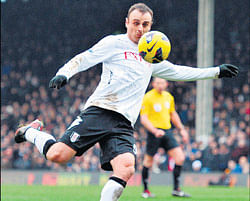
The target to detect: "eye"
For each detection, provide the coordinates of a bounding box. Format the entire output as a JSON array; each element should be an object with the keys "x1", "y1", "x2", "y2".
[
  {"x1": 142, "y1": 22, "x2": 150, "y2": 27},
  {"x1": 133, "y1": 22, "x2": 140, "y2": 26}
]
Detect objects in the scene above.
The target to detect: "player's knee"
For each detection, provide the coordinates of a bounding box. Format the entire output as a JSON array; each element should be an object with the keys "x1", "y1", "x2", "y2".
[
  {"x1": 127, "y1": 164, "x2": 135, "y2": 178},
  {"x1": 46, "y1": 149, "x2": 69, "y2": 164},
  {"x1": 46, "y1": 150, "x2": 62, "y2": 163},
  {"x1": 120, "y1": 163, "x2": 135, "y2": 181},
  {"x1": 112, "y1": 155, "x2": 135, "y2": 181},
  {"x1": 46, "y1": 142, "x2": 75, "y2": 163}
]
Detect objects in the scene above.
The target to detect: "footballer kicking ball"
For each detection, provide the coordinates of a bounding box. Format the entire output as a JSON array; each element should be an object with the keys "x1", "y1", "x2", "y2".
[{"x1": 138, "y1": 31, "x2": 171, "y2": 63}]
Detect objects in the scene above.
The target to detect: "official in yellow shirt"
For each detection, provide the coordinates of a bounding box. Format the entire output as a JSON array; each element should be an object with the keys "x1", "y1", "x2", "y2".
[
  {"x1": 140, "y1": 88, "x2": 175, "y2": 130},
  {"x1": 140, "y1": 77, "x2": 190, "y2": 198}
]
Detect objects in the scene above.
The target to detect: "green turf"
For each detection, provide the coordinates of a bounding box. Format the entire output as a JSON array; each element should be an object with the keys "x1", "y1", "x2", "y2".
[{"x1": 1, "y1": 185, "x2": 249, "y2": 201}]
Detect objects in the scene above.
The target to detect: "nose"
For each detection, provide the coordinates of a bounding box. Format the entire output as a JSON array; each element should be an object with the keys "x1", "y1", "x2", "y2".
[{"x1": 137, "y1": 24, "x2": 143, "y2": 32}]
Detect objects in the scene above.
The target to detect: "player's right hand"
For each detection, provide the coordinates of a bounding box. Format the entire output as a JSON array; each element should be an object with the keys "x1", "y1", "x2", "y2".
[
  {"x1": 153, "y1": 129, "x2": 165, "y2": 138},
  {"x1": 49, "y1": 75, "x2": 68, "y2": 89}
]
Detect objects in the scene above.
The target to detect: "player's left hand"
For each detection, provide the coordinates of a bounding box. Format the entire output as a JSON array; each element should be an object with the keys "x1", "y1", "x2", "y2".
[
  {"x1": 180, "y1": 128, "x2": 189, "y2": 144},
  {"x1": 218, "y1": 64, "x2": 239, "y2": 78}
]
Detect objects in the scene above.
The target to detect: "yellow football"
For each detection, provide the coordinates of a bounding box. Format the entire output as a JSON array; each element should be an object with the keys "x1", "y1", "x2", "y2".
[{"x1": 138, "y1": 31, "x2": 171, "y2": 63}]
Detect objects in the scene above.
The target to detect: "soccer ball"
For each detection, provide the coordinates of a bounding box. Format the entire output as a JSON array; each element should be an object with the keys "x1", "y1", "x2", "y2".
[{"x1": 138, "y1": 31, "x2": 171, "y2": 63}]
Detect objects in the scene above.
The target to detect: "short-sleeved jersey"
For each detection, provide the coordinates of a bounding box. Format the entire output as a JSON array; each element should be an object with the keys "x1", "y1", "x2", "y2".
[
  {"x1": 140, "y1": 89, "x2": 175, "y2": 129},
  {"x1": 56, "y1": 34, "x2": 220, "y2": 126}
]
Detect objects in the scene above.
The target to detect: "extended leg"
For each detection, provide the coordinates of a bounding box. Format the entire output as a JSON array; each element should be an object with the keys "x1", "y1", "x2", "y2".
[{"x1": 15, "y1": 119, "x2": 76, "y2": 164}]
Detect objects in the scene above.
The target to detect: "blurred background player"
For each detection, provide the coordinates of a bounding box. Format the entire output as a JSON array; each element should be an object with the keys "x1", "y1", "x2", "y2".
[{"x1": 141, "y1": 77, "x2": 191, "y2": 198}]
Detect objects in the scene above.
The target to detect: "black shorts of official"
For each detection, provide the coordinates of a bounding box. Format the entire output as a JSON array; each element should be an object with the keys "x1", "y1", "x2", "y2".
[
  {"x1": 58, "y1": 106, "x2": 136, "y2": 171},
  {"x1": 146, "y1": 129, "x2": 179, "y2": 157}
]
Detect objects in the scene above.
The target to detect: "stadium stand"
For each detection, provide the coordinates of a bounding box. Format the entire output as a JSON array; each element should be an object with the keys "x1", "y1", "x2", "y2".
[{"x1": 1, "y1": 0, "x2": 249, "y2": 174}]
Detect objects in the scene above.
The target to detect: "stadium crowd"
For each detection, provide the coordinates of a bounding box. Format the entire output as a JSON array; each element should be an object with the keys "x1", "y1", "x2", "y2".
[{"x1": 1, "y1": 0, "x2": 249, "y2": 174}]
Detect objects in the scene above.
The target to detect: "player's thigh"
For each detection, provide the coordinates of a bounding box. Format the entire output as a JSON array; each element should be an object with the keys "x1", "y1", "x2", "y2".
[
  {"x1": 57, "y1": 107, "x2": 109, "y2": 158},
  {"x1": 46, "y1": 142, "x2": 76, "y2": 163},
  {"x1": 143, "y1": 154, "x2": 154, "y2": 167},
  {"x1": 167, "y1": 146, "x2": 185, "y2": 164},
  {"x1": 99, "y1": 126, "x2": 135, "y2": 171},
  {"x1": 111, "y1": 152, "x2": 135, "y2": 181}
]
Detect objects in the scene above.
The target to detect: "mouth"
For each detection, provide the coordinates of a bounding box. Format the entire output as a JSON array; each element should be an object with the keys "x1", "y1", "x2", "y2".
[
  {"x1": 136, "y1": 33, "x2": 142, "y2": 38},
  {"x1": 136, "y1": 30, "x2": 142, "y2": 38}
]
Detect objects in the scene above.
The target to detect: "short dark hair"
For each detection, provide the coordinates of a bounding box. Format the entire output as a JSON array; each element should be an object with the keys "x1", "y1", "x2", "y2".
[{"x1": 127, "y1": 3, "x2": 153, "y2": 20}]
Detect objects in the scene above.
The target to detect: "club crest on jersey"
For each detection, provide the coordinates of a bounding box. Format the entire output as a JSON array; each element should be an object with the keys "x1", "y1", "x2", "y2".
[
  {"x1": 165, "y1": 102, "x2": 170, "y2": 109},
  {"x1": 153, "y1": 103, "x2": 162, "y2": 112},
  {"x1": 70, "y1": 132, "x2": 80, "y2": 142}
]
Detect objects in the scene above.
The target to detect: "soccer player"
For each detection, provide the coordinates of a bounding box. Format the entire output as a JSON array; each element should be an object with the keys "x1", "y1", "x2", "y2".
[
  {"x1": 140, "y1": 78, "x2": 190, "y2": 198},
  {"x1": 14, "y1": 3, "x2": 238, "y2": 201}
]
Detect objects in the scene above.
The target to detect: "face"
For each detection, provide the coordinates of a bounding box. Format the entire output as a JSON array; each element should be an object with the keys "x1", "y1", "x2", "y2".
[
  {"x1": 152, "y1": 78, "x2": 168, "y2": 93},
  {"x1": 125, "y1": 9, "x2": 152, "y2": 44}
]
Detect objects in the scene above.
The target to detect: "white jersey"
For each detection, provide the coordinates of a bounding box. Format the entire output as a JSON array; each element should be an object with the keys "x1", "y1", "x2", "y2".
[{"x1": 56, "y1": 34, "x2": 220, "y2": 126}]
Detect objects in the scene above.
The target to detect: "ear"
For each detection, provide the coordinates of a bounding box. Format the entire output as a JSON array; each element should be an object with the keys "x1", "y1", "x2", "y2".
[{"x1": 125, "y1": 17, "x2": 128, "y2": 28}]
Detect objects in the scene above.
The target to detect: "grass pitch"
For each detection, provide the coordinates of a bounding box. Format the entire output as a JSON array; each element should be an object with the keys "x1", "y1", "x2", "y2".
[{"x1": 1, "y1": 185, "x2": 249, "y2": 201}]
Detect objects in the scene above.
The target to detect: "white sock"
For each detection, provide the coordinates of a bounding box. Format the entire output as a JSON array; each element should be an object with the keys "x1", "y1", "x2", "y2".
[
  {"x1": 25, "y1": 128, "x2": 56, "y2": 154},
  {"x1": 100, "y1": 179, "x2": 124, "y2": 201}
]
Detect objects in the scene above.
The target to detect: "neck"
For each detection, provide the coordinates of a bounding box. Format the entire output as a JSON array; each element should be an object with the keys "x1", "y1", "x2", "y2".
[
  {"x1": 155, "y1": 89, "x2": 162, "y2": 94},
  {"x1": 126, "y1": 34, "x2": 138, "y2": 45}
]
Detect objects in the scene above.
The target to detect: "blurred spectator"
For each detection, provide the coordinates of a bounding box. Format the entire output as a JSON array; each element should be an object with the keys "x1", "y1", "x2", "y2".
[
  {"x1": 238, "y1": 156, "x2": 249, "y2": 174},
  {"x1": 227, "y1": 160, "x2": 242, "y2": 173},
  {"x1": 231, "y1": 139, "x2": 248, "y2": 162},
  {"x1": 218, "y1": 144, "x2": 230, "y2": 171}
]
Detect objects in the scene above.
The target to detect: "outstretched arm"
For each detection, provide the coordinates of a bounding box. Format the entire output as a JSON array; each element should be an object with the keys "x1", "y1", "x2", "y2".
[{"x1": 152, "y1": 61, "x2": 238, "y2": 81}]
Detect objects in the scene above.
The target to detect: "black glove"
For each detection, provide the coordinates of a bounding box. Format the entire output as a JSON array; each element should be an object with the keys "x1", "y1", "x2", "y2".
[
  {"x1": 49, "y1": 75, "x2": 68, "y2": 89},
  {"x1": 218, "y1": 64, "x2": 239, "y2": 78}
]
